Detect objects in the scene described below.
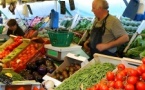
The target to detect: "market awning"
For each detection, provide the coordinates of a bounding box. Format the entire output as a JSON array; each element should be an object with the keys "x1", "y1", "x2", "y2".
[{"x1": 122, "y1": 0, "x2": 145, "y2": 21}]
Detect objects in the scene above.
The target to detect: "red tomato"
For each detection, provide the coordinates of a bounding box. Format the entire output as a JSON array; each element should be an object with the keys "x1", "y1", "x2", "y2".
[
  {"x1": 106, "y1": 71, "x2": 115, "y2": 81},
  {"x1": 34, "y1": 43, "x2": 38, "y2": 48},
  {"x1": 142, "y1": 57, "x2": 145, "y2": 64},
  {"x1": 108, "y1": 87, "x2": 114, "y2": 90},
  {"x1": 119, "y1": 70, "x2": 127, "y2": 76},
  {"x1": 136, "y1": 81, "x2": 145, "y2": 90},
  {"x1": 127, "y1": 76, "x2": 138, "y2": 85},
  {"x1": 115, "y1": 73, "x2": 125, "y2": 81},
  {"x1": 108, "y1": 81, "x2": 115, "y2": 88},
  {"x1": 7, "y1": 46, "x2": 13, "y2": 51},
  {"x1": 114, "y1": 81, "x2": 124, "y2": 89},
  {"x1": 0, "y1": 54, "x2": 3, "y2": 59},
  {"x1": 94, "y1": 84, "x2": 100, "y2": 90},
  {"x1": 11, "y1": 43, "x2": 17, "y2": 48},
  {"x1": 140, "y1": 64, "x2": 145, "y2": 73},
  {"x1": 128, "y1": 69, "x2": 138, "y2": 77},
  {"x1": 125, "y1": 84, "x2": 135, "y2": 90},
  {"x1": 117, "y1": 64, "x2": 125, "y2": 71},
  {"x1": 141, "y1": 73, "x2": 145, "y2": 81},
  {"x1": 87, "y1": 87, "x2": 96, "y2": 90},
  {"x1": 99, "y1": 84, "x2": 109, "y2": 90},
  {"x1": 136, "y1": 66, "x2": 143, "y2": 76}
]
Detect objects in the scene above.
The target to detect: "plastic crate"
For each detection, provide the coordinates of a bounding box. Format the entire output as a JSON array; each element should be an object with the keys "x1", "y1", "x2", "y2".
[
  {"x1": 0, "y1": 26, "x2": 4, "y2": 34},
  {"x1": 8, "y1": 42, "x2": 44, "y2": 73},
  {"x1": 0, "y1": 81, "x2": 40, "y2": 90},
  {"x1": 48, "y1": 31, "x2": 74, "y2": 47}
]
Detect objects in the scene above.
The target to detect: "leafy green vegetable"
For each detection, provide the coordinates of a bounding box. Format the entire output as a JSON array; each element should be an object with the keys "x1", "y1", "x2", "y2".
[
  {"x1": 140, "y1": 50, "x2": 145, "y2": 59},
  {"x1": 141, "y1": 29, "x2": 145, "y2": 34},
  {"x1": 73, "y1": 19, "x2": 92, "y2": 31},
  {"x1": 125, "y1": 46, "x2": 145, "y2": 57},
  {"x1": 0, "y1": 71, "x2": 24, "y2": 81},
  {"x1": 130, "y1": 35, "x2": 142, "y2": 48}
]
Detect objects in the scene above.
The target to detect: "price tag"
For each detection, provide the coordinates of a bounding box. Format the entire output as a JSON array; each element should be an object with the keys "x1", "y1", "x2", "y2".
[{"x1": 47, "y1": 49, "x2": 58, "y2": 58}]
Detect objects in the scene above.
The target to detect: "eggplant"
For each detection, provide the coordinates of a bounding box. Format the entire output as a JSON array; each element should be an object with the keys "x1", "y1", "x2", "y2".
[
  {"x1": 30, "y1": 63, "x2": 38, "y2": 71},
  {"x1": 35, "y1": 58, "x2": 45, "y2": 66},
  {"x1": 26, "y1": 62, "x2": 32, "y2": 70},
  {"x1": 37, "y1": 64, "x2": 47, "y2": 75}
]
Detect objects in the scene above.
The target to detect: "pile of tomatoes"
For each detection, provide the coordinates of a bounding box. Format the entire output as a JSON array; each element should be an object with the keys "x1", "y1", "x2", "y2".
[
  {"x1": 0, "y1": 36, "x2": 22, "y2": 59},
  {"x1": 87, "y1": 58, "x2": 145, "y2": 90},
  {"x1": 10, "y1": 42, "x2": 41, "y2": 72}
]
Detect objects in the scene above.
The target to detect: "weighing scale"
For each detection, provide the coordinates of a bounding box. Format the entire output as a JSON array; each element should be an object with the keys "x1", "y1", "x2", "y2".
[
  {"x1": 44, "y1": 44, "x2": 89, "y2": 61},
  {"x1": 0, "y1": 34, "x2": 9, "y2": 45}
]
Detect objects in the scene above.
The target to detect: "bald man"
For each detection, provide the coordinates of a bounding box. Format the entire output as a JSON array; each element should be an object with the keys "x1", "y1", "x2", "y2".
[{"x1": 84, "y1": 0, "x2": 129, "y2": 60}]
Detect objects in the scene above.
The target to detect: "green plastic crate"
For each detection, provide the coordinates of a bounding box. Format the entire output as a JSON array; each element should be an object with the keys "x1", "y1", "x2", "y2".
[
  {"x1": 0, "y1": 26, "x2": 4, "y2": 34},
  {"x1": 48, "y1": 30, "x2": 74, "y2": 47}
]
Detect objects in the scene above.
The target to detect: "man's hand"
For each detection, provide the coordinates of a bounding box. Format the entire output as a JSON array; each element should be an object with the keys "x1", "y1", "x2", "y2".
[
  {"x1": 96, "y1": 34, "x2": 129, "y2": 52},
  {"x1": 96, "y1": 43, "x2": 109, "y2": 51},
  {"x1": 83, "y1": 40, "x2": 90, "y2": 53}
]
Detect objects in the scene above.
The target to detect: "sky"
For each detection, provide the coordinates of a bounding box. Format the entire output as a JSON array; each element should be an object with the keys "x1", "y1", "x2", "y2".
[{"x1": 0, "y1": 0, "x2": 127, "y2": 19}]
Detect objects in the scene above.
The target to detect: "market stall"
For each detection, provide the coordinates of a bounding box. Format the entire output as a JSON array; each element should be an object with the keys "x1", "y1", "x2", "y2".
[{"x1": 0, "y1": 0, "x2": 145, "y2": 90}]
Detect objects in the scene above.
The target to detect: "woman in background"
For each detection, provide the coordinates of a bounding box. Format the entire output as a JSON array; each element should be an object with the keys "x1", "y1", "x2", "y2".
[{"x1": 7, "y1": 19, "x2": 25, "y2": 36}]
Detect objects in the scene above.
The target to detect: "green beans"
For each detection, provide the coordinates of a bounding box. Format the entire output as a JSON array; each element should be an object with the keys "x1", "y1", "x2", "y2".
[{"x1": 55, "y1": 63, "x2": 115, "y2": 90}]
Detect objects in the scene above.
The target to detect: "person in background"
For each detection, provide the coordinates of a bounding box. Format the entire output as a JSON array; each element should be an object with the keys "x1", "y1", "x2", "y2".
[
  {"x1": 84, "y1": 0, "x2": 129, "y2": 60},
  {"x1": 7, "y1": 19, "x2": 25, "y2": 36}
]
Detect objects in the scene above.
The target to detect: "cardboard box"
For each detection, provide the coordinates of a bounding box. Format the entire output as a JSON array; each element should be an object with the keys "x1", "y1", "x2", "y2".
[
  {"x1": 43, "y1": 53, "x2": 89, "y2": 86},
  {"x1": 89, "y1": 53, "x2": 142, "y2": 74},
  {"x1": 0, "y1": 81, "x2": 41, "y2": 90},
  {"x1": 53, "y1": 53, "x2": 89, "y2": 70},
  {"x1": 92, "y1": 53, "x2": 142, "y2": 68}
]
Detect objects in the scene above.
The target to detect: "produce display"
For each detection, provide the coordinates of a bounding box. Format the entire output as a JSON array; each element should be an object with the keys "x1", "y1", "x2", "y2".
[
  {"x1": 51, "y1": 63, "x2": 81, "y2": 81},
  {"x1": 73, "y1": 18, "x2": 92, "y2": 44},
  {"x1": 120, "y1": 16, "x2": 141, "y2": 35},
  {"x1": 87, "y1": 59, "x2": 145, "y2": 90},
  {"x1": 125, "y1": 29, "x2": 145, "y2": 59},
  {"x1": 0, "y1": 69, "x2": 24, "y2": 81},
  {"x1": 38, "y1": 29, "x2": 49, "y2": 38},
  {"x1": 0, "y1": 73, "x2": 13, "y2": 85},
  {"x1": 59, "y1": 17, "x2": 93, "y2": 44},
  {"x1": 8, "y1": 42, "x2": 42, "y2": 72},
  {"x1": 0, "y1": 36, "x2": 22, "y2": 59},
  {"x1": 0, "y1": 68, "x2": 24, "y2": 85},
  {"x1": 24, "y1": 29, "x2": 38, "y2": 39},
  {"x1": 55, "y1": 63, "x2": 115, "y2": 90},
  {"x1": 19, "y1": 57, "x2": 56, "y2": 82},
  {"x1": 60, "y1": 18, "x2": 73, "y2": 29}
]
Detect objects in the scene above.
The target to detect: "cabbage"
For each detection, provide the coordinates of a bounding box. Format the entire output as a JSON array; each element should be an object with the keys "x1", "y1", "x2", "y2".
[{"x1": 130, "y1": 35, "x2": 142, "y2": 48}]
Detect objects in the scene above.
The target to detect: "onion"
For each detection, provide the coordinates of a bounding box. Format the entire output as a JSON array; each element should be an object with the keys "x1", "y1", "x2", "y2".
[{"x1": 43, "y1": 80, "x2": 55, "y2": 90}]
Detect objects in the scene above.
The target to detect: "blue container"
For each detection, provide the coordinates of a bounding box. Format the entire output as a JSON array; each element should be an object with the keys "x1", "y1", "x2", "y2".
[{"x1": 49, "y1": 9, "x2": 59, "y2": 29}]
